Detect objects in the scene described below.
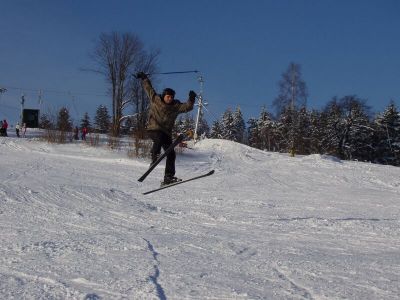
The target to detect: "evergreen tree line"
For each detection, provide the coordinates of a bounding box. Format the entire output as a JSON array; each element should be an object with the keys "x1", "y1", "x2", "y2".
[
  {"x1": 209, "y1": 97, "x2": 400, "y2": 167},
  {"x1": 206, "y1": 62, "x2": 400, "y2": 167},
  {"x1": 39, "y1": 105, "x2": 112, "y2": 134}
]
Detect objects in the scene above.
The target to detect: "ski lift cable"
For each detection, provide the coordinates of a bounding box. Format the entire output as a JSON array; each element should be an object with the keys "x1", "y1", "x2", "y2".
[
  {"x1": 150, "y1": 70, "x2": 199, "y2": 75},
  {"x1": 2, "y1": 85, "x2": 108, "y2": 98},
  {"x1": 132, "y1": 70, "x2": 200, "y2": 78}
]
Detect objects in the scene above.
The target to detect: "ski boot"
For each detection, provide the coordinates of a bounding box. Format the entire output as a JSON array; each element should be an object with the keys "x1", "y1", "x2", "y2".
[{"x1": 161, "y1": 175, "x2": 182, "y2": 186}]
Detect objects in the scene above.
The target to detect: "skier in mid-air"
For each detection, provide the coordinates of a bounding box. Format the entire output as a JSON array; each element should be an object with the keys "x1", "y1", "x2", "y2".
[{"x1": 136, "y1": 71, "x2": 196, "y2": 185}]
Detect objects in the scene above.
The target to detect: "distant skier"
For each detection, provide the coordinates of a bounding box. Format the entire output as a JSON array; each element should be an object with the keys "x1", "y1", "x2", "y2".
[
  {"x1": 15, "y1": 122, "x2": 21, "y2": 137},
  {"x1": 2, "y1": 119, "x2": 8, "y2": 137},
  {"x1": 81, "y1": 127, "x2": 87, "y2": 141},
  {"x1": 136, "y1": 71, "x2": 196, "y2": 185},
  {"x1": 73, "y1": 126, "x2": 79, "y2": 140},
  {"x1": 22, "y1": 123, "x2": 27, "y2": 138}
]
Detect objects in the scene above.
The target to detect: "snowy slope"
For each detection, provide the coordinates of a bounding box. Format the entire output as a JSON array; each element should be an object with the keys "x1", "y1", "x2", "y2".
[{"x1": 0, "y1": 136, "x2": 399, "y2": 299}]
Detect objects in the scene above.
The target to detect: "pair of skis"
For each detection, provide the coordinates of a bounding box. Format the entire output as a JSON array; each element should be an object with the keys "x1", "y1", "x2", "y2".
[{"x1": 139, "y1": 133, "x2": 214, "y2": 195}]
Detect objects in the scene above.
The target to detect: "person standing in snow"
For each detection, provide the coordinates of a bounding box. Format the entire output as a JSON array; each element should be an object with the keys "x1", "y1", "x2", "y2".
[
  {"x1": 2, "y1": 119, "x2": 8, "y2": 137},
  {"x1": 22, "y1": 123, "x2": 27, "y2": 138},
  {"x1": 135, "y1": 71, "x2": 196, "y2": 185},
  {"x1": 15, "y1": 122, "x2": 21, "y2": 137},
  {"x1": 73, "y1": 126, "x2": 79, "y2": 140},
  {"x1": 81, "y1": 127, "x2": 87, "y2": 141}
]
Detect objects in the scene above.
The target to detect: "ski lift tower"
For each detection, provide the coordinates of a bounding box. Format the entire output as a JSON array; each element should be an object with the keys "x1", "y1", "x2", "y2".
[
  {"x1": 193, "y1": 75, "x2": 207, "y2": 141},
  {"x1": 0, "y1": 87, "x2": 6, "y2": 101},
  {"x1": 20, "y1": 93, "x2": 25, "y2": 124}
]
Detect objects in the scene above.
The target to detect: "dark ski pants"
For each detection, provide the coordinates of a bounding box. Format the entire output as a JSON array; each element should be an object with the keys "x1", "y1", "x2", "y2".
[{"x1": 147, "y1": 130, "x2": 176, "y2": 178}]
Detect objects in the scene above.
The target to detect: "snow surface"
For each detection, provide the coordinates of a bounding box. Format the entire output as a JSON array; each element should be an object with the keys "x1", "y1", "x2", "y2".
[{"x1": 1, "y1": 134, "x2": 400, "y2": 299}]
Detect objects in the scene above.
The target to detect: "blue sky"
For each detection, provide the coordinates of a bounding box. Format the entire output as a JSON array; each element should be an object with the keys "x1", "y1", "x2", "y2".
[{"x1": 1, "y1": 0, "x2": 399, "y2": 125}]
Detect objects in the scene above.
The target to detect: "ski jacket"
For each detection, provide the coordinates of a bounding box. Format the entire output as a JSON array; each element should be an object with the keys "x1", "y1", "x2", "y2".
[{"x1": 142, "y1": 78, "x2": 194, "y2": 136}]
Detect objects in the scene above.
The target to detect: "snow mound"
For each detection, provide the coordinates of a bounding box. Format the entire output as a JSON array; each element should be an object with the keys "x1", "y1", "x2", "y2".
[
  {"x1": 1, "y1": 136, "x2": 400, "y2": 299},
  {"x1": 192, "y1": 138, "x2": 281, "y2": 171},
  {"x1": 300, "y1": 153, "x2": 342, "y2": 163}
]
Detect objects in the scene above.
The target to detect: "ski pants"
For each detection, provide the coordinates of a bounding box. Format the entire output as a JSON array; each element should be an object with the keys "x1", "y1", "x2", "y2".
[{"x1": 147, "y1": 130, "x2": 176, "y2": 177}]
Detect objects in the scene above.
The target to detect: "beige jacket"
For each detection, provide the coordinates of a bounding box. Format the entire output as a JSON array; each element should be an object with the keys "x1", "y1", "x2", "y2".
[{"x1": 142, "y1": 78, "x2": 194, "y2": 135}]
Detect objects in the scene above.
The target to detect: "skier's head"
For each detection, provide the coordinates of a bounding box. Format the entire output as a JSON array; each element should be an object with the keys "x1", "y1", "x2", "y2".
[{"x1": 161, "y1": 88, "x2": 175, "y2": 104}]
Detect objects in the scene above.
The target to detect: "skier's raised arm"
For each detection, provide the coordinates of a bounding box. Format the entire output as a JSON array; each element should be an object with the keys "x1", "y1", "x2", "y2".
[
  {"x1": 136, "y1": 72, "x2": 157, "y2": 103},
  {"x1": 177, "y1": 90, "x2": 196, "y2": 113}
]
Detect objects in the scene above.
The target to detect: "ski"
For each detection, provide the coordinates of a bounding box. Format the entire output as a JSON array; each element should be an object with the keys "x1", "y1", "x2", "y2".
[
  {"x1": 143, "y1": 170, "x2": 215, "y2": 195},
  {"x1": 138, "y1": 133, "x2": 186, "y2": 182}
]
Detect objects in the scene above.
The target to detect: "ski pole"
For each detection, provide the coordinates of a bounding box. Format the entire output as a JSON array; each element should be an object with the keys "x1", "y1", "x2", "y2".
[
  {"x1": 133, "y1": 70, "x2": 199, "y2": 78},
  {"x1": 151, "y1": 70, "x2": 199, "y2": 75}
]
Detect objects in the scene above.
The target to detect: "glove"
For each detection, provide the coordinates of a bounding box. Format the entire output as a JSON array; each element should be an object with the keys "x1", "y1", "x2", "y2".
[
  {"x1": 189, "y1": 90, "x2": 197, "y2": 101},
  {"x1": 135, "y1": 72, "x2": 147, "y2": 80}
]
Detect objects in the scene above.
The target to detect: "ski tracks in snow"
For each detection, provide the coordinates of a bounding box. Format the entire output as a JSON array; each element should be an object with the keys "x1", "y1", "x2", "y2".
[
  {"x1": 2, "y1": 137, "x2": 400, "y2": 299},
  {"x1": 272, "y1": 266, "x2": 315, "y2": 300},
  {"x1": 143, "y1": 238, "x2": 167, "y2": 300}
]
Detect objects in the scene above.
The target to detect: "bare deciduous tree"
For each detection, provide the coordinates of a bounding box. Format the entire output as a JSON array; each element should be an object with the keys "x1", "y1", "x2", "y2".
[
  {"x1": 273, "y1": 62, "x2": 308, "y2": 154},
  {"x1": 273, "y1": 62, "x2": 308, "y2": 117},
  {"x1": 90, "y1": 32, "x2": 159, "y2": 136}
]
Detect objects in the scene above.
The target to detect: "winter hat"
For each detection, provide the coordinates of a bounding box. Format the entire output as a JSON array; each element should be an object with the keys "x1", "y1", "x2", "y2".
[{"x1": 161, "y1": 88, "x2": 175, "y2": 99}]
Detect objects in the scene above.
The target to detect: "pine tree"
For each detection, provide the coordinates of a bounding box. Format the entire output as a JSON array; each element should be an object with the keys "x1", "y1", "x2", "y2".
[
  {"x1": 220, "y1": 108, "x2": 236, "y2": 141},
  {"x1": 232, "y1": 107, "x2": 246, "y2": 143},
  {"x1": 220, "y1": 108, "x2": 233, "y2": 140},
  {"x1": 374, "y1": 101, "x2": 400, "y2": 165},
  {"x1": 80, "y1": 112, "x2": 91, "y2": 130},
  {"x1": 57, "y1": 107, "x2": 72, "y2": 131},
  {"x1": 247, "y1": 117, "x2": 259, "y2": 148},
  {"x1": 338, "y1": 96, "x2": 374, "y2": 161},
  {"x1": 174, "y1": 114, "x2": 195, "y2": 136},
  {"x1": 276, "y1": 106, "x2": 297, "y2": 153},
  {"x1": 321, "y1": 98, "x2": 344, "y2": 157},
  {"x1": 210, "y1": 120, "x2": 223, "y2": 139},
  {"x1": 308, "y1": 109, "x2": 325, "y2": 154},
  {"x1": 39, "y1": 113, "x2": 54, "y2": 129},
  {"x1": 257, "y1": 107, "x2": 276, "y2": 151},
  {"x1": 94, "y1": 105, "x2": 111, "y2": 133}
]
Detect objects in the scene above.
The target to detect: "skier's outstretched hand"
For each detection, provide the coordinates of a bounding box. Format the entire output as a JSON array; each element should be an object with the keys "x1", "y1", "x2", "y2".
[
  {"x1": 189, "y1": 90, "x2": 197, "y2": 101},
  {"x1": 135, "y1": 72, "x2": 147, "y2": 80}
]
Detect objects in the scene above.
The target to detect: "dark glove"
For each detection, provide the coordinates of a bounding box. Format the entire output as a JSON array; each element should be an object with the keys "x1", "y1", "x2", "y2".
[
  {"x1": 189, "y1": 90, "x2": 197, "y2": 101},
  {"x1": 135, "y1": 72, "x2": 147, "y2": 80}
]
